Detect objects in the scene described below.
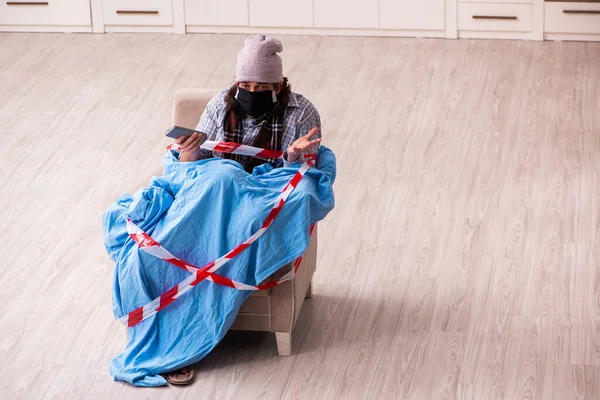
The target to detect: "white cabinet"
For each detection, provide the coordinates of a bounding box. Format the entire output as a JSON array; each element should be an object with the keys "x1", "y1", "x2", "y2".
[
  {"x1": 380, "y1": 0, "x2": 445, "y2": 30},
  {"x1": 90, "y1": 0, "x2": 185, "y2": 33},
  {"x1": 545, "y1": 2, "x2": 600, "y2": 38},
  {"x1": 102, "y1": 0, "x2": 173, "y2": 26},
  {"x1": 3, "y1": 0, "x2": 600, "y2": 43},
  {"x1": 314, "y1": 0, "x2": 378, "y2": 29},
  {"x1": 0, "y1": 0, "x2": 91, "y2": 31},
  {"x1": 249, "y1": 0, "x2": 313, "y2": 27},
  {"x1": 185, "y1": 0, "x2": 248, "y2": 26},
  {"x1": 458, "y1": 3, "x2": 532, "y2": 32},
  {"x1": 456, "y1": 0, "x2": 533, "y2": 39}
]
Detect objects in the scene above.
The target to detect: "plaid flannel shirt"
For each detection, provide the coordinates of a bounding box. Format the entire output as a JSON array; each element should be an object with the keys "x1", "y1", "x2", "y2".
[{"x1": 195, "y1": 90, "x2": 321, "y2": 168}]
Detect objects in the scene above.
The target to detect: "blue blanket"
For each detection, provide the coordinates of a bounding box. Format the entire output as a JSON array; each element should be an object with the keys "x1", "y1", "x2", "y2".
[{"x1": 103, "y1": 146, "x2": 336, "y2": 387}]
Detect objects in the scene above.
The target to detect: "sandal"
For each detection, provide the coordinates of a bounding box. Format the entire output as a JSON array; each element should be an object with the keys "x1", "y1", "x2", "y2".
[{"x1": 166, "y1": 365, "x2": 195, "y2": 386}]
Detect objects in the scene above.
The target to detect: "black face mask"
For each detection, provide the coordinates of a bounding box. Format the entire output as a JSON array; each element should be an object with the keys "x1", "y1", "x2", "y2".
[{"x1": 235, "y1": 87, "x2": 276, "y2": 118}]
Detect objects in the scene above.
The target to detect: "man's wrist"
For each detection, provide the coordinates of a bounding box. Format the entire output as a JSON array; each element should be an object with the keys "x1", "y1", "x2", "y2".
[
  {"x1": 286, "y1": 148, "x2": 300, "y2": 162},
  {"x1": 179, "y1": 151, "x2": 200, "y2": 162}
]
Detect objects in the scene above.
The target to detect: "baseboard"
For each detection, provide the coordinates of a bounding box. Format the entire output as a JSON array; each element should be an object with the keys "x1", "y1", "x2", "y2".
[
  {"x1": 186, "y1": 25, "x2": 445, "y2": 39},
  {"x1": 0, "y1": 25, "x2": 92, "y2": 33},
  {"x1": 545, "y1": 33, "x2": 600, "y2": 42},
  {"x1": 458, "y1": 30, "x2": 532, "y2": 40}
]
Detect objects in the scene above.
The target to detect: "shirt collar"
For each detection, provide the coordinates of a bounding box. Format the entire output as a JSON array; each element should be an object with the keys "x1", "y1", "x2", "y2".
[{"x1": 287, "y1": 92, "x2": 300, "y2": 108}]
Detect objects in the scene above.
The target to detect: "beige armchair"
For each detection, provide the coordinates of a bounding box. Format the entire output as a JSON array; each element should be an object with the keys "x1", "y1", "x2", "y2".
[{"x1": 172, "y1": 88, "x2": 317, "y2": 356}]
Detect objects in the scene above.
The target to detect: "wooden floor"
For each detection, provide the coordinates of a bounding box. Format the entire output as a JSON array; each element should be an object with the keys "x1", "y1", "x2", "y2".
[{"x1": 0, "y1": 33, "x2": 599, "y2": 399}]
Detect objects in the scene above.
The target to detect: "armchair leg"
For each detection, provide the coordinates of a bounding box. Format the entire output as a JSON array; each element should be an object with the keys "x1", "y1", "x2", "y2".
[
  {"x1": 275, "y1": 332, "x2": 292, "y2": 356},
  {"x1": 306, "y1": 283, "x2": 312, "y2": 299}
]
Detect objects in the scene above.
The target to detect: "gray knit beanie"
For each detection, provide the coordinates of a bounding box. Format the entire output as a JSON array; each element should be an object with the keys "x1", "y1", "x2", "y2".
[{"x1": 235, "y1": 35, "x2": 283, "y2": 84}]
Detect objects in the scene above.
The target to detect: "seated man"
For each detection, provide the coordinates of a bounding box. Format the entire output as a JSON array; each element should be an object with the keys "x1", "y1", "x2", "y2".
[
  {"x1": 167, "y1": 35, "x2": 323, "y2": 386},
  {"x1": 175, "y1": 35, "x2": 322, "y2": 172}
]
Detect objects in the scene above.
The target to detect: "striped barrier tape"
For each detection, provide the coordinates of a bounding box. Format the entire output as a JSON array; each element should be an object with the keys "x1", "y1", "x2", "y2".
[
  {"x1": 167, "y1": 141, "x2": 318, "y2": 165},
  {"x1": 167, "y1": 140, "x2": 280, "y2": 160},
  {"x1": 127, "y1": 221, "x2": 315, "y2": 291},
  {"x1": 117, "y1": 142, "x2": 316, "y2": 327}
]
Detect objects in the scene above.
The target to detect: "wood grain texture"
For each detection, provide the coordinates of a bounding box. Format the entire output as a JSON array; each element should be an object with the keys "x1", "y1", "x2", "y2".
[{"x1": 0, "y1": 33, "x2": 599, "y2": 399}]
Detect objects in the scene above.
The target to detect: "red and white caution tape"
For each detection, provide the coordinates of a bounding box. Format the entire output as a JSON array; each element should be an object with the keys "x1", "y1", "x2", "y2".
[
  {"x1": 127, "y1": 221, "x2": 315, "y2": 291},
  {"x1": 167, "y1": 141, "x2": 318, "y2": 165},
  {"x1": 118, "y1": 147, "x2": 316, "y2": 328},
  {"x1": 167, "y1": 141, "x2": 282, "y2": 161}
]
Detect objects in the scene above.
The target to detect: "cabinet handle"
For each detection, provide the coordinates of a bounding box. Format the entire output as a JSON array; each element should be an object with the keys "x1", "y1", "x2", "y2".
[
  {"x1": 563, "y1": 9, "x2": 600, "y2": 15},
  {"x1": 116, "y1": 10, "x2": 159, "y2": 15},
  {"x1": 472, "y1": 15, "x2": 518, "y2": 20},
  {"x1": 6, "y1": 1, "x2": 48, "y2": 4}
]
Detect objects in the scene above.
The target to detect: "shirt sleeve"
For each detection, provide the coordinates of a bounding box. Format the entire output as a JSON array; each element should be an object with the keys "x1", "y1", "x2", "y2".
[{"x1": 283, "y1": 102, "x2": 322, "y2": 167}]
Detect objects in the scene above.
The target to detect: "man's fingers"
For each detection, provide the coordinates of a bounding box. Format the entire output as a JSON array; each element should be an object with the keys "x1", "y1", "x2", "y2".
[
  {"x1": 304, "y1": 128, "x2": 319, "y2": 139},
  {"x1": 192, "y1": 138, "x2": 204, "y2": 149},
  {"x1": 175, "y1": 134, "x2": 188, "y2": 144},
  {"x1": 302, "y1": 138, "x2": 322, "y2": 150},
  {"x1": 181, "y1": 133, "x2": 198, "y2": 149},
  {"x1": 179, "y1": 133, "x2": 196, "y2": 151},
  {"x1": 183, "y1": 137, "x2": 203, "y2": 152}
]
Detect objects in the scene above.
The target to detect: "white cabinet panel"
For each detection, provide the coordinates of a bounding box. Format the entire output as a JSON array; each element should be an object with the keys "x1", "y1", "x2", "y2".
[
  {"x1": 249, "y1": 0, "x2": 313, "y2": 27},
  {"x1": 103, "y1": 0, "x2": 173, "y2": 26},
  {"x1": 459, "y1": 0, "x2": 531, "y2": 3},
  {"x1": 314, "y1": 0, "x2": 378, "y2": 29},
  {"x1": 380, "y1": 0, "x2": 445, "y2": 30},
  {"x1": 185, "y1": 0, "x2": 248, "y2": 26},
  {"x1": 458, "y1": 3, "x2": 531, "y2": 32},
  {"x1": 545, "y1": 2, "x2": 600, "y2": 35},
  {"x1": 0, "y1": 0, "x2": 91, "y2": 26}
]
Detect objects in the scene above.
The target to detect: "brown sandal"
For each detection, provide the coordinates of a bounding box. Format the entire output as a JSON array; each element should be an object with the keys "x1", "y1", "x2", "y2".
[{"x1": 166, "y1": 365, "x2": 195, "y2": 386}]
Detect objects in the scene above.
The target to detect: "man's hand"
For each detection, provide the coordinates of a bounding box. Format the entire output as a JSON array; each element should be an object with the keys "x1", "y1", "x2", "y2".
[
  {"x1": 176, "y1": 132, "x2": 204, "y2": 162},
  {"x1": 286, "y1": 128, "x2": 321, "y2": 162}
]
